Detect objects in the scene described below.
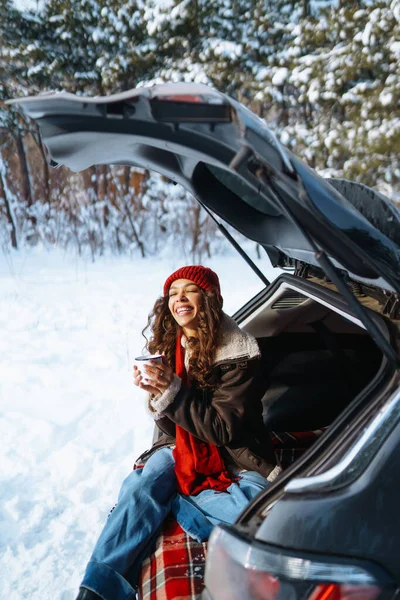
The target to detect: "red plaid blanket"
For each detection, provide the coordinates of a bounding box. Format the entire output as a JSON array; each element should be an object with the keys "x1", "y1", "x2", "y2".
[
  {"x1": 271, "y1": 429, "x2": 326, "y2": 469},
  {"x1": 138, "y1": 515, "x2": 207, "y2": 600},
  {"x1": 137, "y1": 429, "x2": 325, "y2": 599}
]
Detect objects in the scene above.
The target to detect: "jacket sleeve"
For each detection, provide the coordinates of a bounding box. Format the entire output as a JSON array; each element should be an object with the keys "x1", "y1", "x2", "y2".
[
  {"x1": 155, "y1": 416, "x2": 176, "y2": 437},
  {"x1": 159, "y1": 358, "x2": 265, "y2": 446}
]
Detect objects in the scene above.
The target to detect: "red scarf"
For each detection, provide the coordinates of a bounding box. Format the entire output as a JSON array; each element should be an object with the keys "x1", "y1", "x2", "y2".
[{"x1": 172, "y1": 331, "x2": 234, "y2": 496}]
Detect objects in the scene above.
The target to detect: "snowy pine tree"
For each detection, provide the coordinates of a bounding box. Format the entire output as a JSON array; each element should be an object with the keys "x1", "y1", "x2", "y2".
[{"x1": 1, "y1": 0, "x2": 399, "y2": 255}]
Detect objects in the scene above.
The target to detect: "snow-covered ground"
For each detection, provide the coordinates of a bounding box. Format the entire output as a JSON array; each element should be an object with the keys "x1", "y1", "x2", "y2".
[{"x1": 0, "y1": 247, "x2": 276, "y2": 600}]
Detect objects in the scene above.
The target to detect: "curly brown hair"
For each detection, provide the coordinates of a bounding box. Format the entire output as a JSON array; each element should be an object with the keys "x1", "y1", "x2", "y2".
[{"x1": 142, "y1": 288, "x2": 223, "y2": 388}]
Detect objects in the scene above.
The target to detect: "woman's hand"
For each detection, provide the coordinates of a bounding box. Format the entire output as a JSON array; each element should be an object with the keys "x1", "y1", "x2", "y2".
[{"x1": 132, "y1": 356, "x2": 174, "y2": 397}]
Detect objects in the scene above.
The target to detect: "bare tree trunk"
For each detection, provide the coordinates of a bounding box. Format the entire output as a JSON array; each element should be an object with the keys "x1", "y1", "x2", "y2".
[
  {"x1": 0, "y1": 169, "x2": 18, "y2": 249},
  {"x1": 123, "y1": 165, "x2": 131, "y2": 196},
  {"x1": 82, "y1": 166, "x2": 98, "y2": 203},
  {"x1": 15, "y1": 133, "x2": 34, "y2": 212},
  {"x1": 112, "y1": 173, "x2": 146, "y2": 257},
  {"x1": 98, "y1": 164, "x2": 109, "y2": 227},
  {"x1": 98, "y1": 164, "x2": 108, "y2": 200},
  {"x1": 32, "y1": 130, "x2": 51, "y2": 205}
]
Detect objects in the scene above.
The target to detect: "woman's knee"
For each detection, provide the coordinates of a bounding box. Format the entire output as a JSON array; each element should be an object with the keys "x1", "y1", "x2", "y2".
[
  {"x1": 119, "y1": 448, "x2": 176, "y2": 500},
  {"x1": 118, "y1": 468, "x2": 142, "y2": 500},
  {"x1": 142, "y1": 447, "x2": 175, "y2": 479}
]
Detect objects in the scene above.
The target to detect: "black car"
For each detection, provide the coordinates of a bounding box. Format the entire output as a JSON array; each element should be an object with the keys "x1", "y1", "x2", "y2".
[{"x1": 9, "y1": 83, "x2": 400, "y2": 600}]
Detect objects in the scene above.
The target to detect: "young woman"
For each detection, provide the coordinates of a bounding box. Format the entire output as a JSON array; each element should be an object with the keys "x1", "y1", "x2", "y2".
[{"x1": 76, "y1": 265, "x2": 279, "y2": 600}]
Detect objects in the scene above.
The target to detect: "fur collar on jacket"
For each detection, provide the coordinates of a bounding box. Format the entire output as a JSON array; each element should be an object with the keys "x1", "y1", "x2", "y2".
[
  {"x1": 182, "y1": 313, "x2": 260, "y2": 366},
  {"x1": 213, "y1": 313, "x2": 260, "y2": 365}
]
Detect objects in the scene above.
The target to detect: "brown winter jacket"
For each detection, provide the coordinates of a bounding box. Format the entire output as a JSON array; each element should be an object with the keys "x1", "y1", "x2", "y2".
[{"x1": 139, "y1": 314, "x2": 278, "y2": 480}]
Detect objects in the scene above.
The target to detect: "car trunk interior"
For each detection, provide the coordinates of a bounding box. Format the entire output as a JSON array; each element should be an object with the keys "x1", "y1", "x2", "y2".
[{"x1": 240, "y1": 279, "x2": 385, "y2": 468}]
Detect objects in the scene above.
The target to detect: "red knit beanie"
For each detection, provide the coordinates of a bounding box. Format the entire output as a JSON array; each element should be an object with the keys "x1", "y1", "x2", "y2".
[{"x1": 163, "y1": 265, "x2": 222, "y2": 302}]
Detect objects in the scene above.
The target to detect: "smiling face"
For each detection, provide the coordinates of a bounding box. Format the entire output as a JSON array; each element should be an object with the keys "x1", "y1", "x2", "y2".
[{"x1": 167, "y1": 278, "x2": 203, "y2": 336}]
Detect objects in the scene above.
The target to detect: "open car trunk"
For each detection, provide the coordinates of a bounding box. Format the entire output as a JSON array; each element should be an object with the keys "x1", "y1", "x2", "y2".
[{"x1": 244, "y1": 275, "x2": 384, "y2": 435}]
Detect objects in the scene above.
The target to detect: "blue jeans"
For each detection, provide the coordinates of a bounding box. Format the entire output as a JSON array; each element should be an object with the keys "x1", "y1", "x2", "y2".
[
  {"x1": 81, "y1": 448, "x2": 269, "y2": 600},
  {"x1": 172, "y1": 468, "x2": 269, "y2": 542}
]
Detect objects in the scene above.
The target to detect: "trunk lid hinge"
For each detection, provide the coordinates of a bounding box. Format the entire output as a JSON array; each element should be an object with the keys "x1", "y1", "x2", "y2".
[
  {"x1": 294, "y1": 261, "x2": 309, "y2": 279},
  {"x1": 383, "y1": 292, "x2": 400, "y2": 320}
]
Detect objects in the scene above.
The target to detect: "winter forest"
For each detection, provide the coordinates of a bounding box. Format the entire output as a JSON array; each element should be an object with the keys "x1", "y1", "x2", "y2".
[{"x1": 1, "y1": 0, "x2": 400, "y2": 260}]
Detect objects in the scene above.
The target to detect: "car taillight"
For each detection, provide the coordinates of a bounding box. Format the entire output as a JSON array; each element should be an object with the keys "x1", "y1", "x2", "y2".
[
  {"x1": 204, "y1": 525, "x2": 392, "y2": 600},
  {"x1": 309, "y1": 583, "x2": 382, "y2": 600}
]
